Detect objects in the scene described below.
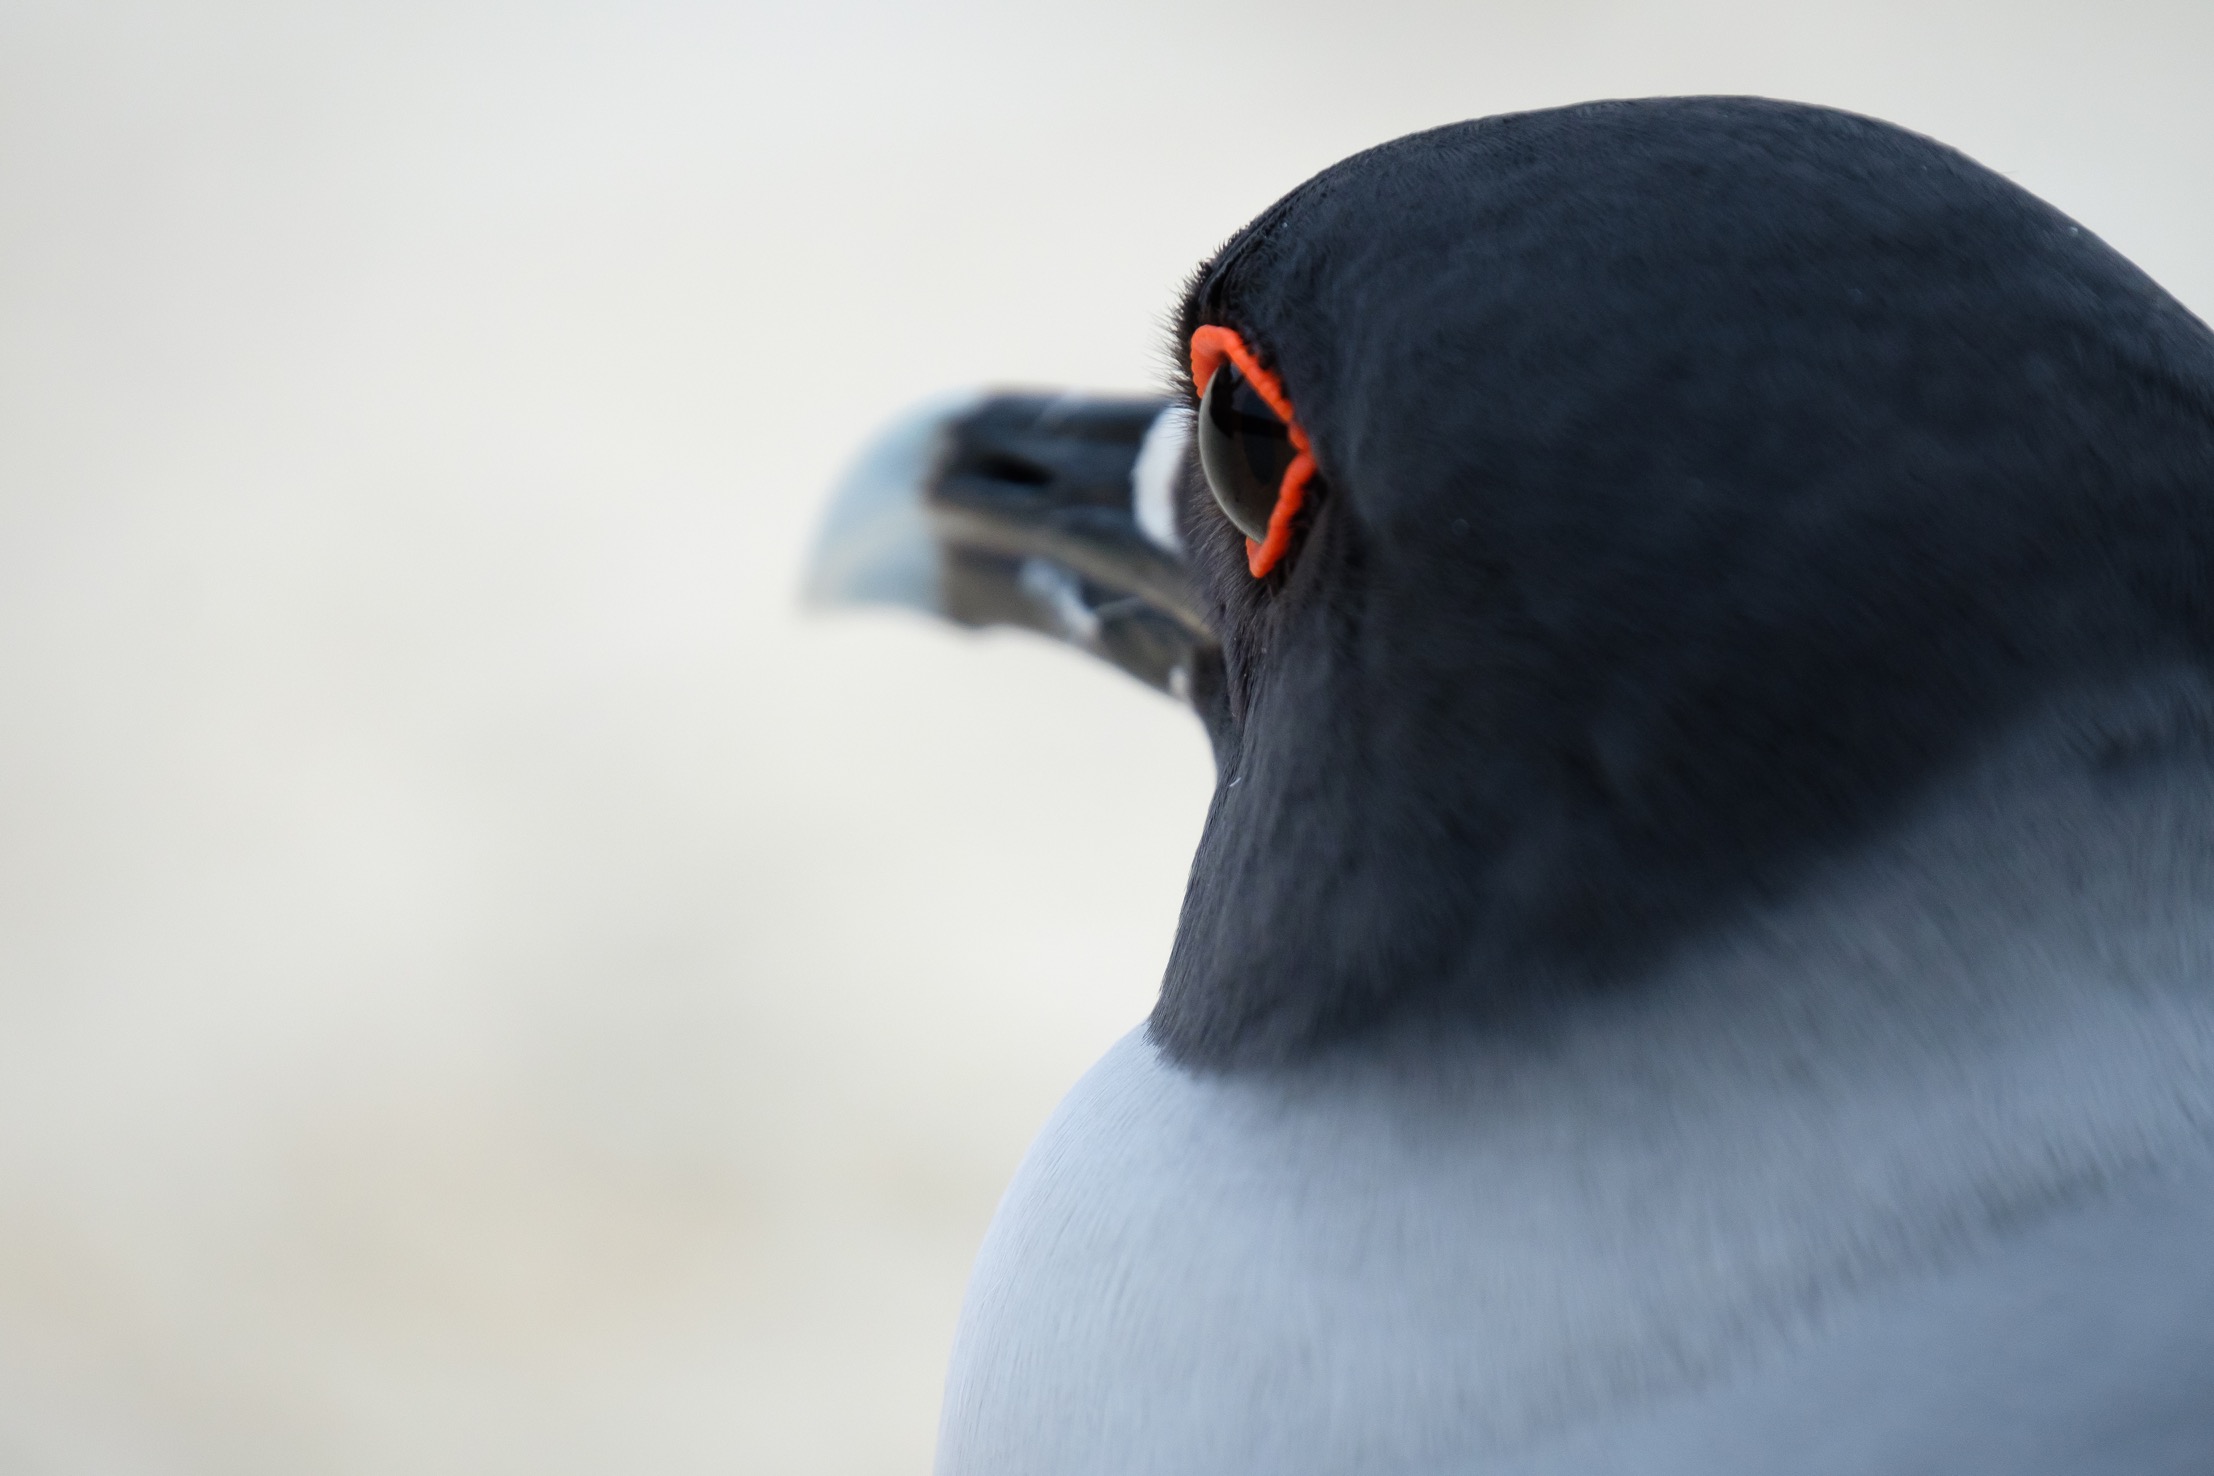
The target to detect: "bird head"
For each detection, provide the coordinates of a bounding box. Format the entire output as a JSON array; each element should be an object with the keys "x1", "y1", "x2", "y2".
[{"x1": 810, "y1": 97, "x2": 2214, "y2": 1070}]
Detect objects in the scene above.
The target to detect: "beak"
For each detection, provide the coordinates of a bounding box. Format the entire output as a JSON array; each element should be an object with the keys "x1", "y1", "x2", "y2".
[{"x1": 805, "y1": 390, "x2": 1215, "y2": 698}]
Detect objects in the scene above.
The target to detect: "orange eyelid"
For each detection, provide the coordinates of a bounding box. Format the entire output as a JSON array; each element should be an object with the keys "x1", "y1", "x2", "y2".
[{"x1": 1189, "y1": 325, "x2": 1317, "y2": 578}]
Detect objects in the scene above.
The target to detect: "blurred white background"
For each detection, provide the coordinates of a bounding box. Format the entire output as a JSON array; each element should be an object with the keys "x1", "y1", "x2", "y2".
[{"x1": 0, "y1": 1, "x2": 2208, "y2": 1471}]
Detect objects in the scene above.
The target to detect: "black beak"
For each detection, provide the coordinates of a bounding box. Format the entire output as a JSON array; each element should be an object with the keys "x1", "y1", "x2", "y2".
[{"x1": 806, "y1": 391, "x2": 1216, "y2": 698}]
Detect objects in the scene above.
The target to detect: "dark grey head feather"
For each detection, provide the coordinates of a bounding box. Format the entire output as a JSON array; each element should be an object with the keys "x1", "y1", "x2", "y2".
[{"x1": 1154, "y1": 97, "x2": 2214, "y2": 1069}]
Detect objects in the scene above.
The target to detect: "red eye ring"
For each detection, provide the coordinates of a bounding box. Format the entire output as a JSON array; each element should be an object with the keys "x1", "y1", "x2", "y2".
[{"x1": 1190, "y1": 326, "x2": 1318, "y2": 578}]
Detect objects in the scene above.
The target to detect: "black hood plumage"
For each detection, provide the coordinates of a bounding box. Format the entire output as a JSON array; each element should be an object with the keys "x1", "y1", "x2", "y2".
[{"x1": 1154, "y1": 97, "x2": 2214, "y2": 1069}]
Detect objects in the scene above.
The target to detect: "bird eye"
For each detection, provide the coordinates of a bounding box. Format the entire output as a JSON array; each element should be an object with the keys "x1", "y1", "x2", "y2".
[{"x1": 1197, "y1": 361, "x2": 1297, "y2": 543}]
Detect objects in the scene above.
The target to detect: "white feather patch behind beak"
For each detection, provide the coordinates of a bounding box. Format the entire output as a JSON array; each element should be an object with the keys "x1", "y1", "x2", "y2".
[{"x1": 1131, "y1": 405, "x2": 1191, "y2": 556}]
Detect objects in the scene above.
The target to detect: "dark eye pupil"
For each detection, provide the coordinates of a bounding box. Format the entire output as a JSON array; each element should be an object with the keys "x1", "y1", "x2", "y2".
[{"x1": 1197, "y1": 363, "x2": 1295, "y2": 542}]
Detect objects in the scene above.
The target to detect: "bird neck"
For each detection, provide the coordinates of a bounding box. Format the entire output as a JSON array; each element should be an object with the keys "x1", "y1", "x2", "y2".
[{"x1": 1356, "y1": 668, "x2": 2214, "y2": 1164}]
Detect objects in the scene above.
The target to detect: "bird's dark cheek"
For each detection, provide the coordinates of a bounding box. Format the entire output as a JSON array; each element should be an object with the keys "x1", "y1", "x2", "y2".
[
  {"x1": 1223, "y1": 628, "x2": 1260, "y2": 731},
  {"x1": 1181, "y1": 644, "x2": 1241, "y2": 771},
  {"x1": 1218, "y1": 556, "x2": 1278, "y2": 731}
]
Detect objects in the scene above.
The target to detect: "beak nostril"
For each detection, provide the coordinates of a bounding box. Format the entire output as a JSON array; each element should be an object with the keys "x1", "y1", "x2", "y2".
[{"x1": 974, "y1": 452, "x2": 1054, "y2": 488}]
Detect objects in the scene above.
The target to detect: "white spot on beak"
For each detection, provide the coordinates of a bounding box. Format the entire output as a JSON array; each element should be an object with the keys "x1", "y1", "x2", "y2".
[
  {"x1": 1019, "y1": 557, "x2": 1102, "y2": 645},
  {"x1": 804, "y1": 388, "x2": 985, "y2": 612}
]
